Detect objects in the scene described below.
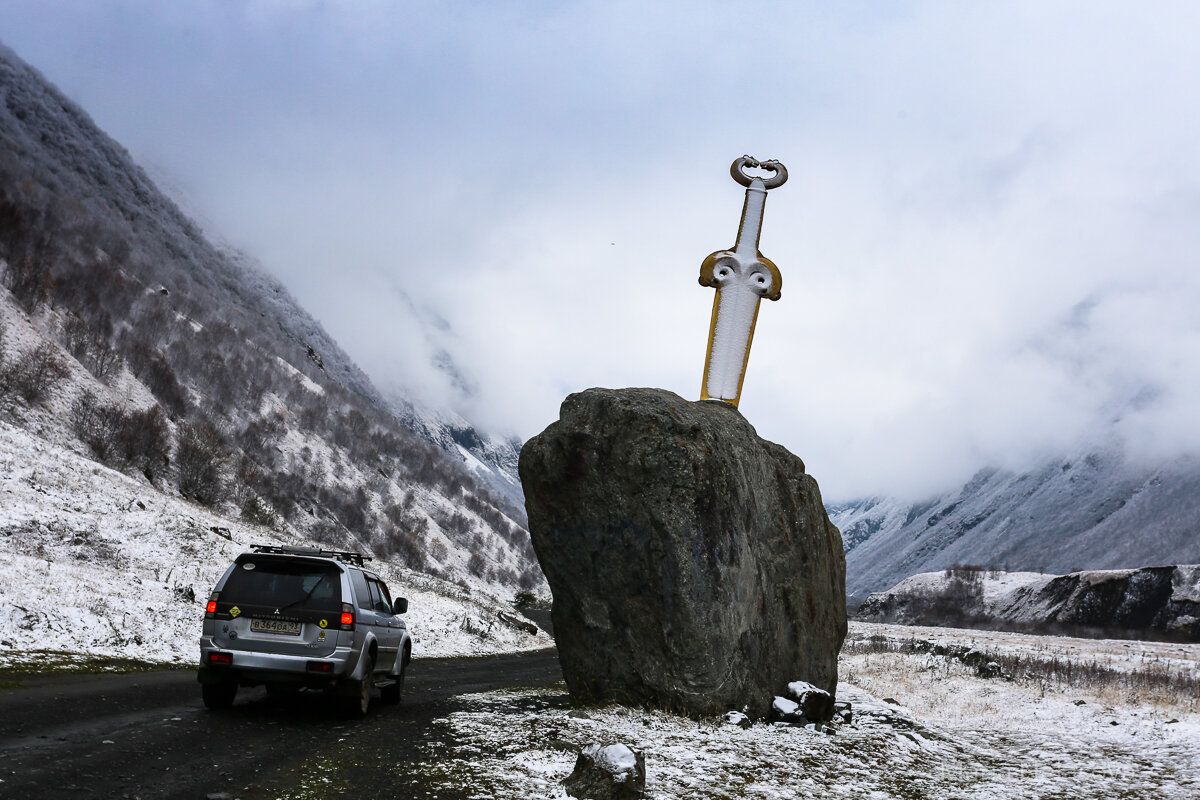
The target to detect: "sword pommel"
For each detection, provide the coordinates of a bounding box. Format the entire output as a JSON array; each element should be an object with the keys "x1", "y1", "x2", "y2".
[{"x1": 731, "y1": 155, "x2": 788, "y2": 189}]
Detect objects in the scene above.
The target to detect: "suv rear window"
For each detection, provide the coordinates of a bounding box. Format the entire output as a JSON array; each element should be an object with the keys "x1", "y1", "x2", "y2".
[{"x1": 222, "y1": 558, "x2": 342, "y2": 613}]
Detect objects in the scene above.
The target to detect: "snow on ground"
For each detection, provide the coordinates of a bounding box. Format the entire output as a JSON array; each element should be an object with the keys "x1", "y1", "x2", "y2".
[
  {"x1": 415, "y1": 621, "x2": 1200, "y2": 799},
  {"x1": 854, "y1": 620, "x2": 1200, "y2": 677},
  {"x1": 273, "y1": 355, "x2": 325, "y2": 395},
  {"x1": 456, "y1": 443, "x2": 490, "y2": 476},
  {"x1": 878, "y1": 569, "x2": 1053, "y2": 607},
  {"x1": 0, "y1": 419, "x2": 549, "y2": 670}
]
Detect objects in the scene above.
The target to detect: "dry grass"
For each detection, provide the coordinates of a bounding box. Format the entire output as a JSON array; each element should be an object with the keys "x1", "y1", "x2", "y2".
[{"x1": 842, "y1": 629, "x2": 1200, "y2": 716}]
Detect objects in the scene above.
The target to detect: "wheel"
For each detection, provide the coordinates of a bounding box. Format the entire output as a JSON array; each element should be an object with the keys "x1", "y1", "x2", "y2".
[
  {"x1": 202, "y1": 680, "x2": 238, "y2": 710},
  {"x1": 342, "y1": 655, "x2": 374, "y2": 718},
  {"x1": 381, "y1": 657, "x2": 406, "y2": 706}
]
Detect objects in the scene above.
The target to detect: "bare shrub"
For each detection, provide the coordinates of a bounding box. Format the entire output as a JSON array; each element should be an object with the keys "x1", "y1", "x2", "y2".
[
  {"x1": 944, "y1": 564, "x2": 986, "y2": 583},
  {"x1": 72, "y1": 392, "x2": 171, "y2": 482},
  {"x1": 432, "y1": 507, "x2": 474, "y2": 546},
  {"x1": 373, "y1": 527, "x2": 429, "y2": 571},
  {"x1": 121, "y1": 405, "x2": 171, "y2": 482},
  {"x1": 176, "y1": 420, "x2": 226, "y2": 505},
  {"x1": 517, "y1": 566, "x2": 543, "y2": 592},
  {"x1": 874, "y1": 566, "x2": 988, "y2": 627},
  {"x1": 241, "y1": 495, "x2": 279, "y2": 528},
  {"x1": 121, "y1": 338, "x2": 189, "y2": 417},
  {"x1": 1, "y1": 245, "x2": 55, "y2": 313},
  {"x1": 71, "y1": 391, "x2": 121, "y2": 462},
  {"x1": 430, "y1": 538, "x2": 448, "y2": 562},
  {"x1": 0, "y1": 341, "x2": 70, "y2": 404},
  {"x1": 60, "y1": 312, "x2": 122, "y2": 383}
]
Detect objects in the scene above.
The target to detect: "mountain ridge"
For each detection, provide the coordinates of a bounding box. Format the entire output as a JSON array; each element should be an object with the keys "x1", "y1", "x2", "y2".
[
  {"x1": 833, "y1": 447, "x2": 1200, "y2": 602},
  {"x1": 855, "y1": 564, "x2": 1200, "y2": 642}
]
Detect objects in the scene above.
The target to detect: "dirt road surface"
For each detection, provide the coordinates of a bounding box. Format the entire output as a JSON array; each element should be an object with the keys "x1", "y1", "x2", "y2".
[{"x1": 0, "y1": 648, "x2": 563, "y2": 799}]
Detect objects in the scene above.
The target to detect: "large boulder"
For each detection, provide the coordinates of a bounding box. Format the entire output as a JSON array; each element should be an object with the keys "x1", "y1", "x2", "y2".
[{"x1": 519, "y1": 387, "x2": 846, "y2": 719}]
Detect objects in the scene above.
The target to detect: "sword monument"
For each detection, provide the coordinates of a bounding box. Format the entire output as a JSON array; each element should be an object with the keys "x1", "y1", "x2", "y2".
[{"x1": 699, "y1": 155, "x2": 788, "y2": 407}]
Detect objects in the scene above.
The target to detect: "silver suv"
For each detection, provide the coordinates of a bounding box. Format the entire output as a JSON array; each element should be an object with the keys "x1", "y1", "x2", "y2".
[{"x1": 197, "y1": 545, "x2": 412, "y2": 717}]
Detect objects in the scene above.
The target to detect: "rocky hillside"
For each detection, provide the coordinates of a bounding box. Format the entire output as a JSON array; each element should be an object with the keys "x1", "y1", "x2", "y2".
[
  {"x1": 856, "y1": 564, "x2": 1200, "y2": 642},
  {"x1": 832, "y1": 447, "x2": 1200, "y2": 603},
  {"x1": 0, "y1": 42, "x2": 541, "y2": 597}
]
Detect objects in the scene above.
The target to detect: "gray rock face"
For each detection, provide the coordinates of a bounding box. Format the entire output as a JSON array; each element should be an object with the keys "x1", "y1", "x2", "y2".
[{"x1": 519, "y1": 387, "x2": 846, "y2": 719}]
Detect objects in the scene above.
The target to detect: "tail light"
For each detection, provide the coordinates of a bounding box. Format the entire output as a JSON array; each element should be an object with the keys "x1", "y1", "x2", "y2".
[
  {"x1": 208, "y1": 651, "x2": 232, "y2": 665},
  {"x1": 340, "y1": 602, "x2": 355, "y2": 630},
  {"x1": 205, "y1": 592, "x2": 219, "y2": 617},
  {"x1": 307, "y1": 661, "x2": 334, "y2": 673}
]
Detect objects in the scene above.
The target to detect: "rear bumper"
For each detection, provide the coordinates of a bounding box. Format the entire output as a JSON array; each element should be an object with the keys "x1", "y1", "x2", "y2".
[{"x1": 198, "y1": 638, "x2": 354, "y2": 686}]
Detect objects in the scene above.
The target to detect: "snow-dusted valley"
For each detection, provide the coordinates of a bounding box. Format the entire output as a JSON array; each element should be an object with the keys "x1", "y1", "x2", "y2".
[
  {"x1": 0, "y1": 416, "x2": 549, "y2": 668},
  {"x1": 386, "y1": 622, "x2": 1200, "y2": 799},
  {"x1": 0, "y1": 40, "x2": 552, "y2": 673},
  {"x1": 4, "y1": 33, "x2": 1200, "y2": 800}
]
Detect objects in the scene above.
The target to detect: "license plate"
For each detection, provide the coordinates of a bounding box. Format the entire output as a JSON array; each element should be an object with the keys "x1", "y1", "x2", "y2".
[{"x1": 250, "y1": 618, "x2": 302, "y2": 635}]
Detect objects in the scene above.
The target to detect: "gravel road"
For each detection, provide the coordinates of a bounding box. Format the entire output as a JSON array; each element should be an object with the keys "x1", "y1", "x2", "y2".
[{"x1": 0, "y1": 648, "x2": 563, "y2": 799}]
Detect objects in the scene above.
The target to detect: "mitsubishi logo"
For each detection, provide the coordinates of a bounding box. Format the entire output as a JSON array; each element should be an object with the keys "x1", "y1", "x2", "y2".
[{"x1": 273, "y1": 609, "x2": 280, "y2": 615}]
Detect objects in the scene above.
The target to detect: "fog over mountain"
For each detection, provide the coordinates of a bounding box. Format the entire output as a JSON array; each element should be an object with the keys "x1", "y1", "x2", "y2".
[
  {"x1": 3, "y1": 3, "x2": 1200, "y2": 507},
  {"x1": 4, "y1": 3, "x2": 1200, "y2": 612},
  {"x1": 0, "y1": 41, "x2": 539, "y2": 598}
]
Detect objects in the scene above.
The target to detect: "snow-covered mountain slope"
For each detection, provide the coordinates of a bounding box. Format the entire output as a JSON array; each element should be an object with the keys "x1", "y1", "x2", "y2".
[
  {"x1": 856, "y1": 565, "x2": 1200, "y2": 641},
  {"x1": 0, "y1": 41, "x2": 520, "y2": 499},
  {"x1": 0, "y1": 418, "x2": 549, "y2": 667},
  {"x1": 832, "y1": 448, "x2": 1200, "y2": 602},
  {"x1": 0, "y1": 40, "x2": 543, "y2": 612}
]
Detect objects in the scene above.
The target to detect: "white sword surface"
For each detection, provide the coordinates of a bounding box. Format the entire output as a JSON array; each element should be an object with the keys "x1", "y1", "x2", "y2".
[{"x1": 699, "y1": 157, "x2": 786, "y2": 406}]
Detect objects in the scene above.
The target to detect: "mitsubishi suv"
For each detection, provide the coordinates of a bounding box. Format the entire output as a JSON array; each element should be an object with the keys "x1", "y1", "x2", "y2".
[{"x1": 198, "y1": 545, "x2": 411, "y2": 717}]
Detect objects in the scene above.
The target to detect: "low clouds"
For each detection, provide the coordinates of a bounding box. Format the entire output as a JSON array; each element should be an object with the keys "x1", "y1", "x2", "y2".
[{"x1": 4, "y1": 2, "x2": 1200, "y2": 501}]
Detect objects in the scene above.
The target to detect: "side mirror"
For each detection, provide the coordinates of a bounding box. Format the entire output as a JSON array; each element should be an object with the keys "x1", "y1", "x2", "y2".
[{"x1": 392, "y1": 597, "x2": 408, "y2": 615}]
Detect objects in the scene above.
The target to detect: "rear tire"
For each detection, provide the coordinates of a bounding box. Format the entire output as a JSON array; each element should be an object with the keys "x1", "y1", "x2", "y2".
[
  {"x1": 381, "y1": 657, "x2": 405, "y2": 706},
  {"x1": 202, "y1": 680, "x2": 238, "y2": 710},
  {"x1": 342, "y1": 655, "x2": 374, "y2": 719}
]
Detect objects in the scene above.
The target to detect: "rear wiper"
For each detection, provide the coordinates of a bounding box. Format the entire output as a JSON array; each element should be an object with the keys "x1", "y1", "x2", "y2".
[{"x1": 279, "y1": 580, "x2": 322, "y2": 611}]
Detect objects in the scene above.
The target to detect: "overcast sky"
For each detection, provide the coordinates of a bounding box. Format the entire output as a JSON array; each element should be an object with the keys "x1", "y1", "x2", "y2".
[{"x1": 3, "y1": 1, "x2": 1199, "y2": 502}]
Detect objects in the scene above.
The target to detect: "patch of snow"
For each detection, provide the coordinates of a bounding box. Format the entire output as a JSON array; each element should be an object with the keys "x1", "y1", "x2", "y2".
[
  {"x1": 785, "y1": 680, "x2": 822, "y2": 698},
  {"x1": 883, "y1": 570, "x2": 1053, "y2": 608},
  {"x1": 722, "y1": 710, "x2": 749, "y2": 727},
  {"x1": 590, "y1": 743, "x2": 638, "y2": 777},
  {"x1": 771, "y1": 696, "x2": 799, "y2": 717},
  {"x1": 456, "y1": 443, "x2": 489, "y2": 475},
  {"x1": 274, "y1": 356, "x2": 325, "y2": 395}
]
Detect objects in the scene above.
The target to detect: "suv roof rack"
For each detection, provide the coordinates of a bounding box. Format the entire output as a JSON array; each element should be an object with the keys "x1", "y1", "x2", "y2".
[{"x1": 249, "y1": 544, "x2": 372, "y2": 567}]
